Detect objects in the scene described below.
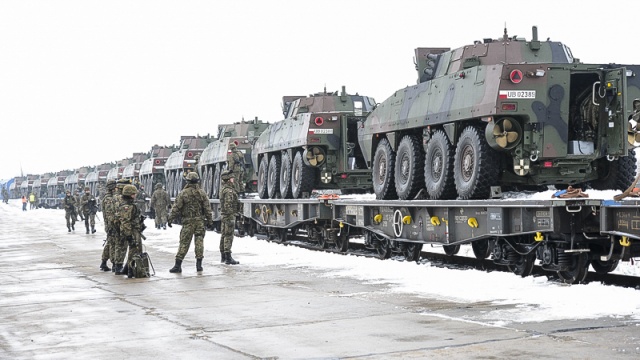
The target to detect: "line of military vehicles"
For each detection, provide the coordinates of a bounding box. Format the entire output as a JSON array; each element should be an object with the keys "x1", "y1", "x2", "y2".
[{"x1": 5, "y1": 27, "x2": 640, "y2": 284}]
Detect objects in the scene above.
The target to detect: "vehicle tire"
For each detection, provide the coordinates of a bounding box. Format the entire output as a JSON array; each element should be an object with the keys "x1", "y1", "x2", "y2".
[
  {"x1": 443, "y1": 244, "x2": 460, "y2": 256},
  {"x1": 591, "y1": 149, "x2": 637, "y2": 191},
  {"x1": 424, "y1": 129, "x2": 457, "y2": 199},
  {"x1": 291, "y1": 151, "x2": 316, "y2": 199},
  {"x1": 402, "y1": 243, "x2": 422, "y2": 262},
  {"x1": 212, "y1": 164, "x2": 221, "y2": 199},
  {"x1": 454, "y1": 126, "x2": 500, "y2": 199},
  {"x1": 267, "y1": 154, "x2": 281, "y2": 199},
  {"x1": 257, "y1": 156, "x2": 269, "y2": 199},
  {"x1": 507, "y1": 252, "x2": 536, "y2": 277},
  {"x1": 395, "y1": 135, "x2": 425, "y2": 200},
  {"x1": 279, "y1": 151, "x2": 293, "y2": 199},
  {"x1": 471, "y1": 239, "x2": 491, "y2": 260},
  {"x1": 372, "y1": 138, "x2": 397, "y2": 200}
]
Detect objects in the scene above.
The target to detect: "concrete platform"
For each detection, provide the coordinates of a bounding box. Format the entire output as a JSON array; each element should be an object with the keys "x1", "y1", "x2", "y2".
[{"x1": 1, "y1": 204, "x2": 639, "y2": 359}]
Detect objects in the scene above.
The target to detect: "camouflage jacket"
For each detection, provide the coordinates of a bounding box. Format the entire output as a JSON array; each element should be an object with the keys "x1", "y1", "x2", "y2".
[
  {"x1": 150, "y1": 188, "x2": 170, "y2": 210},
  {"x1": 80, "y1": 193, "x2": 97, "y2": 214},
  {"x1": 101, "y1": 191, "x2": 116, "y2": 224},
  {"x1": 227, "y1": 149, "x2": 245, "y2": 175},
  {"x1": 63, "y1": 195, "x2": 77, "y2": 211},
  {"x1": 117, "y1": 197, "x2": 141, "y2": 238},
  {"x1": 220, "y1": 182, "x2": 238, "y2": 217},
  {"x1": 168, "y1": 183, "x2": 212, "y2": 223}
]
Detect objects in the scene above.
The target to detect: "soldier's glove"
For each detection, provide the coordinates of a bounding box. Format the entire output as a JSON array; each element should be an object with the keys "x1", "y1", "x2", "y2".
[{"x1": 167, "y1": 221, "x2": 172, "y2": 228}]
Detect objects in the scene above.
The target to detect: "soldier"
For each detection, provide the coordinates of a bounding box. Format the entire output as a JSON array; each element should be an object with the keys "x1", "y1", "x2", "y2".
[
  {"x1": 167, "y1": 172, "x2": 213, "y2": 273},
  {"x1": 113, "y1": 179, "x2": 131, "y2": 275},
  {"x1": 74, "y1": 189, "x2": 83, "y2": 221},
  {"x1": 2, "y1": 187, "x2": 8, "y2": 204},
  {"x1": 219, "y1": 169, "x2": 239, "y2": 265},
  {"x1": 150, "y1": 183, "x2": 170, "y2": 229},
  {"x1": 136, "y1": 185, "x2": 147, "y2": 215},
  {"x1": 63, "y1": 190, "x2": 77, "y2": 232},
  {"x1": 99, "y1": 180, "x2": 117, "y2": 272},
  {"x1": 118, "y1": 184, "x2": 144, "y2": 278},
  {"x1": 80, "y1": 186, "x2": 98, "y2": 234},
  {"x1": 227, "y1": 142, "x2": 245, "y2": 194}
]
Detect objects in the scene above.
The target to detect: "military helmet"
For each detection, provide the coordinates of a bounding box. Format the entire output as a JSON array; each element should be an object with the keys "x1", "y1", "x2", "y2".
[
  {"x1": 106, "y1": 179, "x2": 116, "y2": 189},
  {"x1": 221, "y1": 169, "x2": 234, "y2": 181},
  {"x1": 229, "y1": 142, "x2": 237, "y2": 149},
  {"x1": 155, "y1": 183, "x2": 162, "y2": 189},
  {"x1": 186, "y1": 172, "x2": 199, "y2": 182},
  {"x1": 116, "y1": 178, "x2": 131, "y2": 189},
  {"x1": 84, "y1": 186, "x2": 90, "y2": 191},
  {"x1": 122, "y1": 184, "x2": 138, "y2": 196}
]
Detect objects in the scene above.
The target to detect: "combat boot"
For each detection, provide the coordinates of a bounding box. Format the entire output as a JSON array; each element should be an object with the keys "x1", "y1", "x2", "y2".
[
  {"x1": 71, "y1": 223, "x2": 75, "y2": 231},
  {"x1": 127, "y1": 264, "x2": 134, "y2": 278},
  {"x1": 114, "y1": 264, "x2": 125, "y2": 275},
  {"x1": 86, "y1": 225, "x2": 90, "y2": 234},
  {"x1": 220, "y1": 252, "x2": 226, "y2": 263},
  {"x1": 225, "y1": 252, "x2": 239, "y2": 265},
  {"x1": 67, "y1": 226, "x2": 71, "y2": 233},
  {"x1": 91, "y1": 226, "x2": 96, "y2": 234},
  {"x1": 169, "y1": 259, "x2": 182, "y2": 273},
  {"x1": 196, "y1": 258, "x2": 203, "y2": 272},
  {"x1": 122, "y1": 264, "x2": 129, "y2": 275},
  {"x1": 100, "y1": 260, "x2": 111, "y2": 272}
]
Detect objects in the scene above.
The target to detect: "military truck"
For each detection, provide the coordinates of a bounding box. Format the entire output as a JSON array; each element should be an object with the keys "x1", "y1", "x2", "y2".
[
  {"x1": 253, "y1": 87, "x2": 376, "y2": 199},
  {"x1": 199, "y1": 117, "x2": 270, "y2": 198},
  {"x1": 85, "y1": 163, "x2": 113, "y2": 199},
  {"x1": 139, "y1": 145, "x2": 175, "y2": 194},
  {"x1": 32, "y1": 173, "x2": 52, "y2": 208},
  {"x1": 164, "y1": 135, "x2": 214, "y2": 198},
  {"x1": 122, "y1": 152, "x2": 149, "y2": 184},
  {"x1": 46, "y1": 171, "x2": 72, "y2": 208},
  {"x1": 359, "y1": 26, "x2": 640, "y2": 200},
  {"x1": 64, "y1": 167, "x2": 90, "y2": 194}
]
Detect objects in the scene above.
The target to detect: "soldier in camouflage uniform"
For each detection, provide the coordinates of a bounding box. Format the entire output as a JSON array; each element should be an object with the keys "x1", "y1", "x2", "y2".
[
  {"x1": 119, "y1": 184, "x2": 143, "y2": 278},
  {"x1": 227, "y1": 142, "x2": 245, "y2": 194},
  {"x1": 219, "y1": 169, "x2": 239, "y2": 265},
  {"x1": 99, "y1": 180, "x2": 117, "y2": 272},
  {"x1": 74, "y1": 189, "x2": 84, "y2": 221},
  {"x1": 113, "y1": 179, "x2": 131, "y2": 275},
  {"x1": 150, "y1": 183, "x2": 170, "y2": 229},
  {"x1": 167, "y1": 172, "x2": 213, "y2": 273},
  {"x1": 80, "y1": 186, "x2": 98, "y2": 234},
  {"x1": 63, "y1": 189, "x2": 77, "y2": 232}
]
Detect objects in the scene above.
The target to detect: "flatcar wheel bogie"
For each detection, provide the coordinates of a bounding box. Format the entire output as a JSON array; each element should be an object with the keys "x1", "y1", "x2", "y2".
[
  {"x1": 334, "y1": 231, "x2": 349, "y2": 253},
  {"x1": 377, "y1": 237, "x2": 391, "y2": 259},
  {"x1": 443, "y1": 244, "x2": 460, "y2": 256},
  {"x1": 402, "y1": 243, "x2": 423, "y2": 262},
  {"x1": 507, "y1": 253, "x2": 536, "y2": 278},
  {"x1": 591, "y1": 258, "x2": 620, "y2": 274},
  {"x1": 317, "y1": 235, "x2": 327, "y2": 249},
  {"x1": 248, "y1": 222, "x2": 256, "y2": 238},
  {"x1": 557, "y1": 252, "x2": 589, "y2": 284}
]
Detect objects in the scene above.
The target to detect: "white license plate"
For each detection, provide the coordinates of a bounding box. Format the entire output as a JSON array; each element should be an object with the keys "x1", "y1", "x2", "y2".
[
  {"x1": 309, "y1": 128, "x2": 333, "y2": 134},
  {"x1": 499, "y1": 90, "x2": 536, "y2": 99}
]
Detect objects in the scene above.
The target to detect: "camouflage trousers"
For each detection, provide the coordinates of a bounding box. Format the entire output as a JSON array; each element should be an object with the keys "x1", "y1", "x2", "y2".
[
  {"x1": 83, "y1": 212, "x2": 96, "y2": 229},
  {"x1": 65, "y1": 210, "x2": 76, "y2": 228},
  {"x1": 155, "y1": 207, "x2": 168, "y2": 227},
  {"x1": 127, "y1": 234, "x2": 142, "y2": 268},
  {"x1": 219, "y1": 215, "x2": 235, "y2": 253},
  {"x1": 175, "y1": 219, "x2": 206, "y2": 260},
  {"x1": 113, "y1": 228, "x2": 129, "y2": 265},
  {"x1": 101, "y1": 223, "x2": 116, "y2": 262}
]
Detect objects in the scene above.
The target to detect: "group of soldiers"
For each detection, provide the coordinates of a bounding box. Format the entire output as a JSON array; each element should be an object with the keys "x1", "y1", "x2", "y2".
[{"x1": 62, "y1": 186, "x2": 99, "y2": 234}]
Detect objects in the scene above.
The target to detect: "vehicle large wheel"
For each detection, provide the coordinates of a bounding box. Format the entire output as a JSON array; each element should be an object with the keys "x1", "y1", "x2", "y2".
[
  {"x1": 591, "y1": 258, "x2": 619, "y2": 274},
  {"x1": 279, "y1": 151, "x2": 293, "y2": 199},
  {"x1": 201, "y1": 167, "x2": 210, "y2": 196},
  {"x1": 507, "y1": 252, "x2": 536, "y2": 277},
  {"x1": 424, "y1": 129, "x2": 457, "y2": 199},
  {"x1": 211, "y1": 164, "x2": 221, "y2": 199},
  {"x1": 443, "y1": 244, "x2": 460, "y2": 256},
  {"x1": 372, "y1": 138, "x2": 397, "y2": 200},
  {"x1": 394, "y1": 135, "x2": 425, "y2": 200},
  {"x1": 267, "y1": 154, "x2": 281, "y2": 199},
  {"x1": 454, "y1": 126, "x2": 500, "y2": 199},
  {"x1": 591, "y1": 149, "x2": 637, "y2": 191},
  {"x1": 257, "y1": 156, "x2": 269, "y2": 199},
  {"x1": 557, "y1": 252, "x2": 589, "y2": 284},
  {"x1": 291, "y1": 151, "x2": 316, "y2": 199}
]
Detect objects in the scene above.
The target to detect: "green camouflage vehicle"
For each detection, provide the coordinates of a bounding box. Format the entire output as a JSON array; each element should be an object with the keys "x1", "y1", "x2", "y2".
[
  {"x1": 253, "y1": 87, "x2": 376, "y2": 199},
  {"x1": 360, "y1": 26, "x2": 640, "y2": 200},
  {"x1": 198, "y1": 117, "x2": 269, "y2": 198}
]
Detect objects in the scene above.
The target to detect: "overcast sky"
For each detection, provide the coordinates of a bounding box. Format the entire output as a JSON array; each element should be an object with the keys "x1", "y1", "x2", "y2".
[{"x1": 2, "y1": 0, "x2": 640, "y2": 180}]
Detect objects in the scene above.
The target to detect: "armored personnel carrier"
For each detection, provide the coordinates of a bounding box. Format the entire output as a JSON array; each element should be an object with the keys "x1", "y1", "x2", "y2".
[
  {"x1": 253, "y1": 87, "x2": 376, "y2": 199},
  {"x1": 164, "y1": 135, "x2": 214, "y2": 198},
  {"x1": 360, "y1": 26, "x2": 640, "y2": 200},
  {"x1": 64, "y1": 167, "x2": 90, "y2": 194},
  {"x1": 85, "y1": 163, "x2": 113, "y2": 198},
  {"x1": 121, "y1": 152, "x2": 149, "y2": 183},
  {"x1": 139, "y1": 145, "x2": 175, "y2": 194},
  {"x1": 46, "y1": 171, "x2": 72, "y2": 208},
  {"x1": 199, "y1": 117, "x2": 270, "y2": 198}
]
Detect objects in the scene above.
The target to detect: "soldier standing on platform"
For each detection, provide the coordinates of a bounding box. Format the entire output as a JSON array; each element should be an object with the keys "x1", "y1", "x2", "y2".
[
  {"x1": 219, "y1": 169, "x2": 239, "y2": 265},
  {"x1": 150, "y1": 183, "x2": 170, "y2": 229},
  {"x1": 227, "y1": 142, "x2": 245, "y2": 195},
  {"x1": 99, "y1": 180, "x2": 117, "y2": 272}
]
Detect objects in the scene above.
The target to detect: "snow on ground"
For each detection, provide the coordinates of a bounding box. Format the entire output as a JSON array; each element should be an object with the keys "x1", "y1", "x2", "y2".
[{"x1": 2, "y1": 198, "x2": 640, "y2": 326}]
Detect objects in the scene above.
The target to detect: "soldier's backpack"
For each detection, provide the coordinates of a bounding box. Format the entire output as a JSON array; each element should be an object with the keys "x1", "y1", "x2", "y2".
[{"x1": 131, "y1": 252, "x2": 154, "y2": 278}]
